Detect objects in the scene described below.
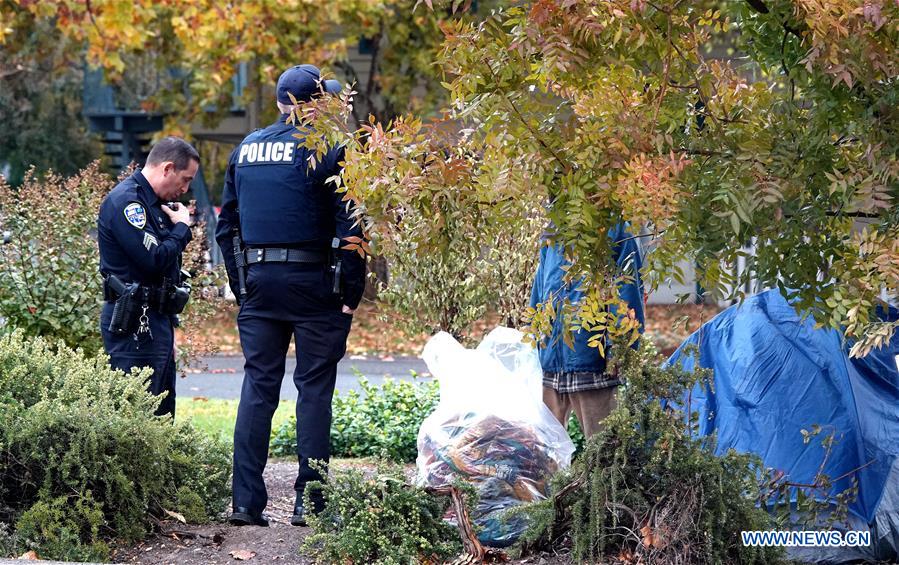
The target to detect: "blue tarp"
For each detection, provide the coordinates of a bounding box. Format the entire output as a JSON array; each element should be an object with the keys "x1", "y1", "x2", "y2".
[{"x1": 667, "y1": 290, "x2": 899, "y2": 561}]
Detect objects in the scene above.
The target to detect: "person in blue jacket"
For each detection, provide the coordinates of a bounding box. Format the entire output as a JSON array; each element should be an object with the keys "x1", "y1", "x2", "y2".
[
  {"x1": 97, "y1": 137, "x2": 198, "y2": 418},
  {"x1": 530, "y1": 223, "x2": 645, "y2": 437},
  {"x1": 215, "y1": 64, "x2": 366, "y2": 528}
]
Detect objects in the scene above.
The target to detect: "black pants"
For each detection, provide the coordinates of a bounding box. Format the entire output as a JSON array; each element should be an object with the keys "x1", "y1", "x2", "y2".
[
  {"x1": 232, "y1": 262, "x2": 353, "y2": 514},
  {"x1": 100, "y1": 302, "x2": 177, "y2": 417}
]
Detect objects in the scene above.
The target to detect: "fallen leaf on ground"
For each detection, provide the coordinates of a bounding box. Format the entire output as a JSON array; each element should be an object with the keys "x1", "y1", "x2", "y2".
[
  {"x1": 163, "y1": 508, "x2": 186, "y2": 523},
  {"x1": 640, "y1": 523, "x2": 668, "y2": 549},
  {"x1": 230, "y1": 549, "x2": 256, "y2": 560},
  {"x1": 192, "y1": 303, "x2": 716, "y2": 358}
]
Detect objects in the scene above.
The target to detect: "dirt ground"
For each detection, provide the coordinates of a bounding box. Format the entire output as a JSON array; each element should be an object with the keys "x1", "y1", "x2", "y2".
[
  {"x1": 111, "y1": 461, "x2": 310, "y2": 565},
  {"x1": 110, "y1": 461, "x2": 573, "y2": 565}
]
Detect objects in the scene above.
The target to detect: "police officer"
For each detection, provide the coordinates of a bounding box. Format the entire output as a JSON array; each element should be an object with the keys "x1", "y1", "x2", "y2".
[
  {"x1": 215, "y1": 64, "x2": 365, "y2": 527},
  {"x1": 98, "y1": 137, "x2": 198, "y2": 418}
]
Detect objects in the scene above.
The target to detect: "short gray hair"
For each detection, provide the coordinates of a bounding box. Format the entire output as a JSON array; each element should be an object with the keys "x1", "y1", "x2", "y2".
[{"x1": 146, "y1": 137, "x2": 200, "y2": 171}]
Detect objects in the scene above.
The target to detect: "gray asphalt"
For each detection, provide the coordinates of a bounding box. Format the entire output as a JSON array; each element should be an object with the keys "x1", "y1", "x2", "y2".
[{"x1": 179, "y1": 354, "x2": 431, "y2": 400}]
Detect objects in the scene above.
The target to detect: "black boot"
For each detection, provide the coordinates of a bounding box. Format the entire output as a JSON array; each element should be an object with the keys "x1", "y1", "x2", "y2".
[
  {"x1": 290, "y1": 491, "x2": 324, "y2": 527},
  {"x1": 290, "y1": 503, "x2": 310, "y2": 527},
  {"x1": 229, "y1": 506, "x2": 270, "y2": 527}
]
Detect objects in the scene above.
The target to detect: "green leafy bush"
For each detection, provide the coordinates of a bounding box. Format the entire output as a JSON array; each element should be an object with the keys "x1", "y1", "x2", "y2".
[
  {"x1": 517, "y1": 344, "x2": 786, "y2": 564},
  {"x1": 14, "y1": 494, "x2": 108, "y2": 562},
  {"x1": 566, "y1": 413, "x2": 584, "y2": 457},
  {"x1": 0, "y1": 523, "x2": 21, "y2": 558},
  {"x1": 303, "y1": 462, "x2": 460, "y2": 565},
  {"x1": 0, "y1": 164, "x2": 112, "y2": 354},
  {"x1": 271, "y1": 374, "x2": 439, "y2": 462},
  {"x1": 0, "y1": 331, "x2": 231, "y2": 561}
]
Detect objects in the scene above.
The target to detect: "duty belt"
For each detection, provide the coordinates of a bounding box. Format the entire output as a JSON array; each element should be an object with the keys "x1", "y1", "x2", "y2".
[
  {"x1": 245, "y1": 247, "x2": 327, "y2": 265},
  {"x1": 103, "y1": 275, "x2": 156, "y2": 303},
  {"x1": 102, "y1": 273, "x2": 190, "y2": 315}
]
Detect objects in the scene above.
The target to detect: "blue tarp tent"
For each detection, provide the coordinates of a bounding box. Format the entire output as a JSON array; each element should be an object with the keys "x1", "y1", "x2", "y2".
[{"x1": 667, "y1": 290, "x2": 899, "y2": 563}]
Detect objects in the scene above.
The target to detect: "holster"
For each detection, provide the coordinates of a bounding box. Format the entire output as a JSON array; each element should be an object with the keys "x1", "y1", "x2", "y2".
[
  {"x1": 232, "y1": 227, "x2": 247, "y2": 302},
  {"x1": 104, "y1": 273, "x2": 190, "y2": 324},
  {"x1": 107, "y1": 278, "x2": 143, "y2": 335},
  {"x1": 330, "y1": 237, "x2": 343, "y2": 298}
]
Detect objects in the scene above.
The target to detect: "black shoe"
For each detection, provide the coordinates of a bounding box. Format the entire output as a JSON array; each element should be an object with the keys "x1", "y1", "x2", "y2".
[
  {"x1": 229, "y1": 506, "x2": 270, "y2": 527},
  {"x1": 291, "y1": 495, "x2": 325, "y2": 527},
  {"x1": 290, "y1": 504, "x2": 309, "y2": 527},
  {"x1": 292, "y1": 487, "x2": 325, "y2": 527}
]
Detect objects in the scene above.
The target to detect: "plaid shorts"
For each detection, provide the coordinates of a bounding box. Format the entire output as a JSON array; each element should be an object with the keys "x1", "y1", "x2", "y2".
[{"x1": 542, "y1": 370, "x2": 621, "y2": 394}]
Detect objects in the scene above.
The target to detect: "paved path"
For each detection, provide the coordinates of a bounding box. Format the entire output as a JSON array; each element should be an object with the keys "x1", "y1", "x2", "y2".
[{"x1": 180, "y1": 354, "x2": 430, "y2": 400}]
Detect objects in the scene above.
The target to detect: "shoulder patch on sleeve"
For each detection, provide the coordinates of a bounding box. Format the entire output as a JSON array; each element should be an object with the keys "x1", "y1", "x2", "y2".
[
  {"x1": 123, "y1": 202, "x2": 147, "y2": 229},
  {"x1": 142, "y1": 232, "x2": 158, "y2": 251}
]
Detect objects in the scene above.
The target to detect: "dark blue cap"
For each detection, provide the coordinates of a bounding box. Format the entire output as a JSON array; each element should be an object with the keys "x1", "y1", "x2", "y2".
[{"x1": 276, "y1": 64, "x2": 341, "y2": 104}]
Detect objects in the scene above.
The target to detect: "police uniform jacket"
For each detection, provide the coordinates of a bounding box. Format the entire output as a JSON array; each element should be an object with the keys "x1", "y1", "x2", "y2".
[
  {"x1": 215, "y1": 115, "x2": 365, "y2": 309},
  {"x1": 98, "y1": 170, "x2": 192, "y2": 286}
]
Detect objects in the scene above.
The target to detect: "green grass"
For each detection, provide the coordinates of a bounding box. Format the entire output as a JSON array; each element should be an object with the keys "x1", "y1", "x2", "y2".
[{"x1": 177, "y1": 398, "x2": 295, "y2": 444}]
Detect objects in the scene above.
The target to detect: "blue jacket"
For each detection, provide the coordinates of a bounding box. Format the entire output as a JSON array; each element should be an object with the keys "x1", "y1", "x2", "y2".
[
  {"x1": 98, "y1": 170, "x2": 192, "y2": 286},
  {"x1": 215, "y1": 115, "x2": 366, "y2": 308},
  {"x1": 529, "y1": 224, "x2": 645, "y2": 392}
]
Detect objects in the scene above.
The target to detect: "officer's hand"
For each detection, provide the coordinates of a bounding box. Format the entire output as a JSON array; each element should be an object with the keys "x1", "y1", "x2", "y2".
[
  {"x1": 163, "y1": 203, "x2": 192, "y2": 226},
  {"x1": 341, "y1": 305, "x2": 355, "y2": 315}
]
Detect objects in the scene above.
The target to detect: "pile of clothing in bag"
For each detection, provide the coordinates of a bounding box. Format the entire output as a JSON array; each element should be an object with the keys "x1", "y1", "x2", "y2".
[{"x1": 416, "y1": 328, "x2": 575, "y2": 547}]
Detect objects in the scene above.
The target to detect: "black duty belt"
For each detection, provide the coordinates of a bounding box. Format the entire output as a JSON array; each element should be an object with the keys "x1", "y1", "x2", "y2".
[
  {"x1": 104, "y1": 275, "x2": 154, "y2": 303},
  {"x1": 245, "y1": 247, "x2": 328, "y2": 265},
  {"x1": 102, "y1": 274, "x2": 190, "y2": 315}
]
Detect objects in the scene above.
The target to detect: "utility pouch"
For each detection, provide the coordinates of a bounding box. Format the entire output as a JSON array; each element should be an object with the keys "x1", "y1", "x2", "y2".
[
  {"x1": 156, "y1": 275, "x2": 190, "y2": 315},
  {"x1": 164, "y1": 284, "x2": 191, "y2": 315}
]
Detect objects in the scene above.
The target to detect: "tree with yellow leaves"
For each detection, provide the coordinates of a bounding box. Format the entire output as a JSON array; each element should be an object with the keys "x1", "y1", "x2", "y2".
[
  {"x1": 304, "y1": 0, "x2": 898, "y2": 354},
  {"x1": 4, "y1": 0, "x2": 494, "y2": 128}
]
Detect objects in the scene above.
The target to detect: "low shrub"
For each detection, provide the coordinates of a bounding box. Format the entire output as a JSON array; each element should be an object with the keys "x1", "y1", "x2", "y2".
[
  {"x1": 0, "y1": 164, "x2": 111, "y2": 354},
  {"x1": 566, "y1": 413, "x2": 584, "y2": 456},
  {"x1": 303, "y1": 461, "x2": 461, "y2": 564},
  {"x1": 516, "y1": 344, "x2": 787, "y2": 564},
  {"x1": 0, "y1": 330, "x2": 231, "y2": 561},
  {"x1": 271, "y1": 374, "x2": 439, "y2": 462},
  {"x1": 14, "y1": 493, "x2": 108, "y2": 562},
  {"x1": 0, "y1": 523, "x2": 20, "y2": 558}
]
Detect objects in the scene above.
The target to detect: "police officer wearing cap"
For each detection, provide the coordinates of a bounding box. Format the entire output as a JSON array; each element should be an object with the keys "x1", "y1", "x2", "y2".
[
  {"x1": 215, "y1": 64, "x2": 365, "y2": 527},
  {"x1": 98, "y1": 137, "x2": 198, "y2": 418}
]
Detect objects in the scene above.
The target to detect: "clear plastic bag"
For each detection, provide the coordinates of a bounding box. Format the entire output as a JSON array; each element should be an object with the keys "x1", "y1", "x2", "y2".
[{"x1": 416, "y1": 328, "x2": 575, "y2": 547}]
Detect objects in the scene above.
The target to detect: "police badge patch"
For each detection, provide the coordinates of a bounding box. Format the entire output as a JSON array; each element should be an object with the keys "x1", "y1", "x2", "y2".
[{"x1": 123, "y1": 202, "x2": 146, "y2": 229}]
